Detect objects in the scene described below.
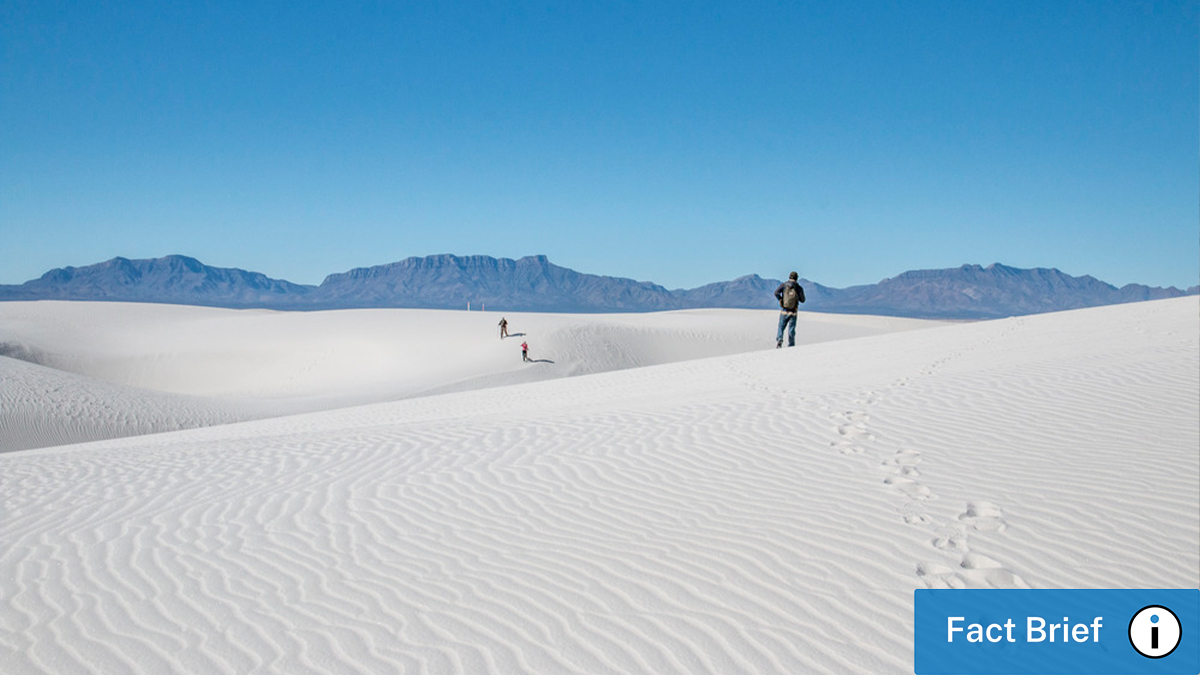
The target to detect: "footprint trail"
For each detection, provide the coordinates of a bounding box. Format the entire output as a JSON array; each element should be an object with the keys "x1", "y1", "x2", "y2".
[{"x1": 822, "y1": 347, "x2": 1031, "y2": 590}]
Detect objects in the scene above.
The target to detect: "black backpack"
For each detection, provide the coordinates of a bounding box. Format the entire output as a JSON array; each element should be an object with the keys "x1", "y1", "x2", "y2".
[{"x1": 781, "y1": 283, "x2": 801, "y2": 311}]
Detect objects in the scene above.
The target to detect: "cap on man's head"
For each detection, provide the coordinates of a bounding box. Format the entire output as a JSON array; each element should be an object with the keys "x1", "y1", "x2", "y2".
[{"x1": 789, "y1": 271, "x2": 798, "y2": 280}]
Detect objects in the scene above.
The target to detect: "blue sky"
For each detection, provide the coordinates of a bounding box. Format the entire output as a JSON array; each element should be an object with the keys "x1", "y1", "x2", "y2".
[{"x1": 3, "y1": 1, "x2": 1197, "y2": 290}]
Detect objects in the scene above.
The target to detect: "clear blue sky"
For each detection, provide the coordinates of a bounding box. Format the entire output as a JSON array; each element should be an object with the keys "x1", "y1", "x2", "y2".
[{"x1": 3, "y1": 1, "x2": 1197, "y2": 290}]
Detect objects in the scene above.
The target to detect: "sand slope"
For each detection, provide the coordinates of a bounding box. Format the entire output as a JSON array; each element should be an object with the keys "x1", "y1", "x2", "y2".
[
  {"x1": 0, "y1": 297, "x2": 1196, "y2": 674},
  {"x1": 0, "y1": 355, "x2": 263, "y2": 453},
  {"x1": 0, "y1": 301, "x2": 937, "y2": 452}
]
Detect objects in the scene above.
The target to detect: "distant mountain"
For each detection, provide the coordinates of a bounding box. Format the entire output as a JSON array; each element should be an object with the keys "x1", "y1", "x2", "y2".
[
  {"x1": 812, "y1": 263, "x2": 1195, "y2": 319},
  {"x1": 314, "y1": 254, "x2": 682, "y2": 312},
  {"x1": 0, "y1": 255, "x2": 315, "y2": 307},
  {"x1": 0, "y1": 255, "x2": 1194, "y2": 319},
  {"x1": 674, "y1": 274, "x2": 840, "y2": 310}
]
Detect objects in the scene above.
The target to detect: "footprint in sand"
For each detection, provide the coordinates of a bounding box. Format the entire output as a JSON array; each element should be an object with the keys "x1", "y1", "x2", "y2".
[
  {"x1": 830, "y1": 411, "x2": 873, "y2": 439},
  {"x1": 884, "y1": 475, "x2": 933, "y2": 501},
  {"x1": 959, "y1": 501, "x2": 1008, "y2": 533},
  {"x1": 831, "y1": 440, "x2": 865, "y2": 455},
  {"x1": 932, "y1": 525, "x2": 969, "y2": 554},
  {"x1": 917, "y1": 500, "x2": 1028, "y2": 589},
  {"x1": 899, "y1": 503, "x2": 934, "y2": 525},
  {"x1": 959, "y1": 552, "x2": 1031, "y2": 589},
  {"x1": 854, "y1": 390, "x2": 881, "y2": 406},
  {"x1": 836, "y1": 424, "x2": 874, "y2": 441},
  {"x1": 882, "y1": 449, "x2": 922, "y2": 476},
  {"x1": 881, "y1": 449, "x2": 934, "y2": 501},
  {"x1": 917, "y1": 555, "x2": 1030, "y2": 590},
  {"x1": 920, "y1": 353, "x2": 963, "y2": 375},
  {"x1": 828, "y1": 410, "x2": 875, "y2": 456},
  {"x1": 916, "y1": 562, "x2": 967, "y2": 589}
]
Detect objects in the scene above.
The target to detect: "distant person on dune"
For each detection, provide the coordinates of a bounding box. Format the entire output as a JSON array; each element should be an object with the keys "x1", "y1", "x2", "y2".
[
  {"x1": 521, "y1": 341, "x2": 529, "y2": 362},
  {"x1": 774, "y1": 271, "x2": 806, "y2": 348},
  {"x1": 499, "y1": 317, "x2": 509, "y2": 339}
]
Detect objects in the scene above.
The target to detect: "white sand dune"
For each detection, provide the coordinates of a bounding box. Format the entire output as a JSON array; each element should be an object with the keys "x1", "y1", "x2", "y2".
[
  {"x1": 0, "y1": 301, "x2": 937, "y2": 452},
  {"x1": 0, "y1": 355, "x2": 261, "y2": 453},
  {"x1": 1, "y1": 297, "x2": 1196, "y2": 674}
]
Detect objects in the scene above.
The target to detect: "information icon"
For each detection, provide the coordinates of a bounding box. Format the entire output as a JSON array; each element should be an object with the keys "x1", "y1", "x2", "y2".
[{"x1": 1128, "y1": 605, "x2": 1182, "y2": 659}]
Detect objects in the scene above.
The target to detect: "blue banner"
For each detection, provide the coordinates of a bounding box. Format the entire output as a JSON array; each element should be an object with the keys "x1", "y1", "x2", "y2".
[{"x1": 915, "y1": 589, "x2": 1199, "y2": 674}]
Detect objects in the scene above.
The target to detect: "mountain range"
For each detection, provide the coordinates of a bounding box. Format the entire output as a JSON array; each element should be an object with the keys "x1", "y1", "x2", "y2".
[{"x1": 0, "y1": 254, "x2": 1194, "y2": 319}]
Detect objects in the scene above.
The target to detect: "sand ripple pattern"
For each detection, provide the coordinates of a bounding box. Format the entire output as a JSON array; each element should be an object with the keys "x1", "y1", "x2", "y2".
[
  {"x1": 0, "y1": 356, "x2": 258, "y2": 453},
  {"x1": 2, "y1": 392, "x2": 920, "y2": 674}
]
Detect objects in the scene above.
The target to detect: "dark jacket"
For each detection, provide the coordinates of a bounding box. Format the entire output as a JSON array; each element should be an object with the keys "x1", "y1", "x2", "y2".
[{"x1": 774, "y1": 279, "x2": 806, "y2": 312}]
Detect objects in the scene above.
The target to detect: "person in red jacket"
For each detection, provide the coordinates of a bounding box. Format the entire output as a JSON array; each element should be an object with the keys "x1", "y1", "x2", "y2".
[{"x1": 521, "y1": 341, "x2": 529, "y2": 362}]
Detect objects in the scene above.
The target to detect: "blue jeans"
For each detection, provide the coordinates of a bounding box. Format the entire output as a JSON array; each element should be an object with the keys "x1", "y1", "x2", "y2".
[{"x1": 777, "y1": 312, "x2": 797, "y2": 346}]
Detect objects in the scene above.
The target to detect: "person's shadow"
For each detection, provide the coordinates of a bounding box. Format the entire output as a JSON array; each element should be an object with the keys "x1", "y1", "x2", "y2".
[
  {"x1": 528, "y1": 358, "x2": 554, "y2": 364},
  {"x1": 507, "y1": 332, "x2": 527, "y2": 338}
]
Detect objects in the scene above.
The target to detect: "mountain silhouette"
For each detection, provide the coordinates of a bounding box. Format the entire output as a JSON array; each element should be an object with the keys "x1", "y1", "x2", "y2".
[{"x1": 1, "y1": 254, "x2": 1193, "y2": 319}]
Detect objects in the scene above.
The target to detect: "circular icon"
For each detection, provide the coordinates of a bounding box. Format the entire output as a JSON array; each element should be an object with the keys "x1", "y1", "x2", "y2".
[{"x1": 1128, "y1": 605, "x2": 1182, "y2": 658}]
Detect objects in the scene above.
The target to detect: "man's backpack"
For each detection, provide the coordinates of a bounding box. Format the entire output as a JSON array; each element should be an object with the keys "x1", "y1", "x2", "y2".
[{"x1": 781, "y1": 283, "x2": 801, "y2": 311}]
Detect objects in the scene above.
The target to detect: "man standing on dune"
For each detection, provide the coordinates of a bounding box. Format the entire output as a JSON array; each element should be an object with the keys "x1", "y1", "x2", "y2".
[{"x1": 774, "y1": 271, "x2": 805, "y2": 348}]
